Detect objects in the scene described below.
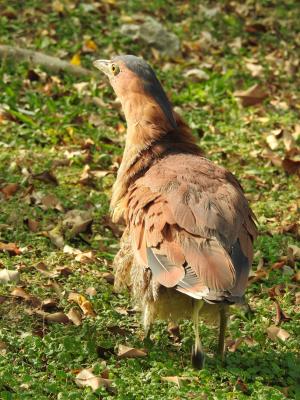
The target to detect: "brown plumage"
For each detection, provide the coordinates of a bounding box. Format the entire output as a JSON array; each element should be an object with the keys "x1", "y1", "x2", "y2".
[{"x1": 94, "y1": 55, "x2": 257, "y2": 369}]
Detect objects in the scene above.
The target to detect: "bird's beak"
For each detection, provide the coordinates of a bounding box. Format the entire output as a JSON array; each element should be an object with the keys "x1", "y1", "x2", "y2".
[{"x1": 93, "y1": 59, "x2": 112, "y2": 77}]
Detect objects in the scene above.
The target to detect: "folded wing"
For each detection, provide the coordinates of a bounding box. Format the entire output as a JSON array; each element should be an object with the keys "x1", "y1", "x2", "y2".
[{"x1": 126, "y1": 154, "x2": 257, "y2": 303}]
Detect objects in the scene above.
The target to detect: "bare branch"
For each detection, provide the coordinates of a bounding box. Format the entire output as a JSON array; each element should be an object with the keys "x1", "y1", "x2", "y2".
[{"x1": 0, "y1": 45, "x2": 95, "y2": 78}]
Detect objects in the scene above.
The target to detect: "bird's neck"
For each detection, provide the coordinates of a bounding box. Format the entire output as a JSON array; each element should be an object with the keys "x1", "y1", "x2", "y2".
[{"x1": 111, "y1": 95, "x2": 201, "y2": 222}]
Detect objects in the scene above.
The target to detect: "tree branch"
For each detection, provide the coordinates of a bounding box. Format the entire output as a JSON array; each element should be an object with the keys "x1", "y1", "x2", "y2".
[{"x1": 0, "y1": 45, "x2": 95, "y2": 78}]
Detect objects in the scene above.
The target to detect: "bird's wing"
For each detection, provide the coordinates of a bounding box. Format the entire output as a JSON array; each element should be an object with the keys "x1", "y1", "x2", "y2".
[{"x1": 126, "y1": 154, "x2": 257, "y2": 302}]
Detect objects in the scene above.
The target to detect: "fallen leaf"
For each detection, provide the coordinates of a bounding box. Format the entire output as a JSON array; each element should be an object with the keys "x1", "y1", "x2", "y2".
[
  {"x1": 68, "y1": 292, "x2": 96, "y2": 317},
  {"x1": 25, "y1": 218, "x2": 39, "y2": 232},
  {"x1": 282, "y1": 158, "x2": 300, "y2": 176},
  {"x1": 75, "y1": 251, "x2": 95, "y2": 263},
  {"x1": 0, "y1": 340, "x2": 7, "y2": 355},
  {"x1": 70, "y1": 53, "x2": 81, "y2": 66},
  {"x1": 183, "y1": 68, "x2": 209, "y2": 82},
  {"x1": 35, "y1": 262, "x2": 53, "y2": 277},
  {"x1": 266, "y1": 134, "x2": 279, "y2": 150},
  {"x1": 83, "y1": 39, "x2": 97, "y2": 53},
  {"x1": 101, "y1": 272, "x2": 114, "y2": 284},
  {"x1": 67, "y1": 307, "x2": 82, "y2": 326},
  {"x1": 283, "y1": 131, "x2": 297, "y2": 152},
  {"x1": 73, "y1": 82, "x2": 89, "y2": 95},
  {"x1": 45, "y1": 279, "x2": 63, "y2": 298},
  {"x1": 63, "y1": 245, "x2": 82, "y2": 255},
  {"x1": 267, "y1": 325, "x2": 290, "y2": 341},
  {"x1": 295, "y1": 292, "x2": 300, "y2": 305},
  {"x1": 63, "y1": 209, "x2": 93, "y2": 239},
  {"x1": 75, "y1": 368, "x2": 112, "y2": 391},
  {"x1": 234, "y1": 84, "x2": 268, "y2": 106},
  {"x1": 0, "y1": 269, "x2": 20, "y2": 283},
  {"x1": 117, "y1": 344, "x2": 147, "y2": 359},
  {"x1": 32, "y1": 170, "x2": 58, "y2": 185},
  {"x1": 226, "y1": 337, "x2": 244, "y2": 352},
  {"x1": 0, "y1": 242, "x2": 21, "y2": 255},
  {"x1": 161, "y1": 376, "x2": 197, "y2": 387},
  {"x1": 48, "y1": 224, "x2": 64, "y2": 248},
  {"x1": 273, "y1": 300, "x2": 291, "y2": 325},
  {"x1": 1, "y1": 183, "x2": 19, "y2": 199},
  {"x1": 161, "y1": 376, "x2": 183, "y2": 387},
  {"x1": 168, "y1": 322, "x2": 181, "y2": 343},
  {"x1": 35, "y1": 310, "x2": 69, "y2": 324},
  {"x1": 85, "y1": 287, "x2": 97, "y2": 296},
  {"x1": 236, "y1": 378, "x2": 249, "y2": 394},
  {"x1": 41, "y1": 194, "x2": 64, "y2": 211},
  {"x1": 41, "y1": 298, "x2": 58, "y2": 312},
  {"x1": 245, "y1": 62, "x2": 263, "y2": 77},
  {"x1": 288, "y1": 245, "x2": 300, "y2": 260},
  {"x1": 11, "y1": 287, "x2": 41, "y2": 307}
]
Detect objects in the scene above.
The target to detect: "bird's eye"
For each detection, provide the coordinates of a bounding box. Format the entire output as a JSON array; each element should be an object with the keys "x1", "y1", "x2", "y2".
[{"x1": 111, "y1": 64, "x2": 120, "y2": 76}]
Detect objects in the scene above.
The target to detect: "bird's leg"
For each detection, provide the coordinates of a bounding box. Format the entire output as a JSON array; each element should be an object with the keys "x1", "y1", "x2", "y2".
[
  {"x1": 217, "y1": 304, "x2": 228, "y2": 363},
  {"x1": 191, "y1": 300, "x2": 205, "y2": 369},
  {"x1": 143, "y1": 304, "x2": 153, "y2": 345}
]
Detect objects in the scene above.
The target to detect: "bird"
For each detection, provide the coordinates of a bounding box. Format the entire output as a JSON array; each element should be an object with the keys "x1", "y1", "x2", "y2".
[{"x1": 93, "y1": 55, "x2": 257, "y2": 369}]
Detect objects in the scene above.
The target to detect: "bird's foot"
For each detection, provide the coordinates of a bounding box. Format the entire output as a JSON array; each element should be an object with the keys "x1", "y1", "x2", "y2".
[{"x1": 191, "y1": 345, "x2": 205, "y2": 370}]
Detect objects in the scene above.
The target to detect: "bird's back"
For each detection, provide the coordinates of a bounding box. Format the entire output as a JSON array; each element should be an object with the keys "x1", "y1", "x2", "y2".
[{"x1": 125, "y1": 153, "x2": 257, "y2": 303}]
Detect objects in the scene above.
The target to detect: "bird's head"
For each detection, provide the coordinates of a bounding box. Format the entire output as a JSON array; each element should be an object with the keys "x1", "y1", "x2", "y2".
[{"x1": 93, "y1": 55, "x2": 177, "y2": 129}]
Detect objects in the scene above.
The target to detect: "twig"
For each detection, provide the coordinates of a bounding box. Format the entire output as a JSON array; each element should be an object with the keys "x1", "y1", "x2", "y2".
[{"x1": 0, "y1": 45, "x2": 95, "y2": 77}]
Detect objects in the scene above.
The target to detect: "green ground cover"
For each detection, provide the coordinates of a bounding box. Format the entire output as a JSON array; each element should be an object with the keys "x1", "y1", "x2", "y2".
[{"x1": 0, "y1": 1, "x2": 299, "y2": 399}]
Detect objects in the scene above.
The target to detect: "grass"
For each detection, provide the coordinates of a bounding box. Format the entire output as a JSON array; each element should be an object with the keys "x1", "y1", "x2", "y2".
[{"x1": 0, "y1": 0, "x2": 299, "y2": 399}]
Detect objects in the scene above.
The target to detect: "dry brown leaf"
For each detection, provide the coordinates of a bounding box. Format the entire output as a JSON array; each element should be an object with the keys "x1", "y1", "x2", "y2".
[
  {"x1": 38, "y1": 193, "x2": 64, "y2": 211},
  {"x1": 75, "y1": 251, "x2": 95, "y2": 263},
  {"x1": 67, "y1": 307, "x2": 82, "y2": 326},
  {"x1": 25, "y1": 218, "x2": 39, "y2": 232},
  {"x1": 11, "y1": 287, "x2": 31, "y2": 301},
  {"x1": 1, "y1": 183, "x2": 19, "y2": 199},
  {"x1": 35, "y1": 310, "x2": 69, "y2": 324},
  {"x1": 32, "y1": 170, "x2": 58, "y2": 186},
  {"x1": 295, "y1": 292, "x2": 300, "y2": 305},
  {"x1": 68, "y1": 292, "x2": 96, "y2": 317},
  {"x1": 0, "y1": 340, "x2": 7, "y2": 353},
  {"x1": 75, "y1": 368, "x2": 112, "y2": 392},
  {"x1": 11, "y1": 287, "x2": 41, "y2": 307},
  {"x1": 85, "y1": 287, "x2": 97, "y2": 296},
  {"x1": 41, "y1": 298, "x2": 58, "y2": 312},
  {"x1": 273, "y1": 300, "x2": 291, "y2": 325},
  {"x1": 0, "y1": 242, "x2": 21, "y2": 255},
  {"x1": 63, "y1": 209, "x2": 93, "y2": 239},
  {"x1": 267, "y1": 325, "x2": 290, "y2": 341},
  {"x1": 35, "y1": 262, "x2": 53, "y2": 277},
  {"x1": 261, "y1": 149, "x2": 282, "y2": 167},
  {"x1": 101, "y1": 272, "x2": 115, "y2": 285},
  {"x1": 234, "y1": 84, "x2": 268, "y2": 107},
  {"x1": 283, "y1": 131, "x2": 297, "y2": 152},
  {"x1": 245, "y1": 62, "x2": 263, "y2": 77},
  {"x1": 0, "y1": 269, "x2": 20, "y2": 283},
  {"x1": 282, "y1": 158, "x2": 300, "y2": 176},
  {"x1": 226, "y1": 337, "x2": 244, "y2": 352},
  {"x1": 288, "y1": 245, "x2": 300, "y2": 260},
  {"x1": 293, "y1": 271, "x2": 300, "y2": 282},
  {"x1": 117, "y1": 344, "x2": 147, "y2": 359}
]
